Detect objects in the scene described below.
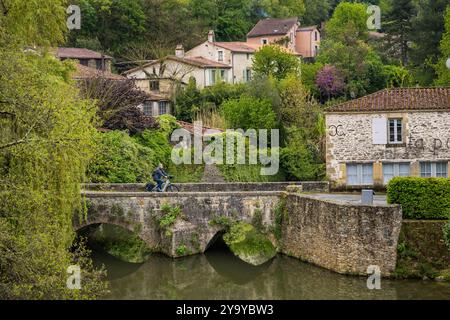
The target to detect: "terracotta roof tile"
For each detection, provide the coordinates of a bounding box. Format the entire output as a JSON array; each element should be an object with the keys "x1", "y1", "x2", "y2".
[
  {"x1": 214, "y1": 42, "x2": 256, "y2": 53},
  {"x1": 73, "y1": 64, "x2": 125, "y2": 80},
  {"x1": 57, "y1": 47, "x2": 113, "y2": 60},
  {"x1": 123, "y1": 55, "x2": 230, "y2": 75},
  {"x1": 180, "y1": 56, "x2": 231, "y2": 68},
  {"x1": 247, "y1": 18, "x2": 298, "y2": 38},
  {"x1": 326, "y1": 87, "x2": 450, "y2": 113}
]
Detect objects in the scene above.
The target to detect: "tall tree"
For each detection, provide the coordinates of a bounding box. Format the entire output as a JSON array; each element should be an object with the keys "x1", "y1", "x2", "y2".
[
  {"x1": 382, "y1": 0, "x2": 416, "y2": 65},
  {"x1": 410, "y1": 0, "x2": 449, "y2": 85},
  {"x1": 435, "y1": 6, "x2": 450, "y2": 85},
  {"x1": 301, "y1": 0, "x2": 332, "y2": 26},
  {"x1": 252, "y1": 45, "x2": 301, "y2": 81},
  {"x1": 0, "y1": 0, "x2": 106, "y2": 299}
]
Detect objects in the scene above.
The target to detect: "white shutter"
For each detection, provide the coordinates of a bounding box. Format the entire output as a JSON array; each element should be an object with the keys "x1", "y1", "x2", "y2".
[{"x1": 372, "y1": 117, "x2": 387, "y2": 145}]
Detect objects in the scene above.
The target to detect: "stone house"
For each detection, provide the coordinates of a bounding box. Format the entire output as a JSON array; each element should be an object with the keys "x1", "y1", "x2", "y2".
[
  {"x1": 246, "y1": 18, "x2": 320, "y2": 58},
  {"x1": 56, "y1": 47, "x2": 113, "y2": 72},
  {"x1": 186, "y1": 30, "x2": 257, "y2": 84},
  {"x1": 124, "y1": 51, "x2": 232, "y2": 90},
  {"x1": 325, "y1": 87, "x2": 450, "y2": 189}
]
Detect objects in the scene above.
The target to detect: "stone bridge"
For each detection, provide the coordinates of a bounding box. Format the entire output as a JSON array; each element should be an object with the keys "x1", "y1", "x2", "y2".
[{"x1": 76, "y1": 182, "x2": 403, "y2": 276}]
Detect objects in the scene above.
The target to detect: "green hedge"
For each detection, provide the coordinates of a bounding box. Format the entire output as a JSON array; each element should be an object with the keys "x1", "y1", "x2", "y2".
[{"x1": 387, "y1": 177, "x2": 450, "y2": 219}]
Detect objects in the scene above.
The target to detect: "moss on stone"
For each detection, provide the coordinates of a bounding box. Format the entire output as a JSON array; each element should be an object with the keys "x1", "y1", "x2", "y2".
[
  {"x1": 394, "y1": 221, "x2": 450, "y2": 280},
  {"x1": 158, "y1": 204, "x2": 183, "y2": 237},
  {"x1": 209, "y1": 215, "x2": 232, "y2": 228},
  {"x1": 223, "y1": 222, "x2": 276, "y2": 266},
  {"x1": 251, "y1": 209, "x2": 264, "y2": 232},
  {"x1": 272, "y1": 200, "x2": 287, "y2": 241},
  {"x1": 176, "y1": 244, "x2": 190, "y2": 256}
]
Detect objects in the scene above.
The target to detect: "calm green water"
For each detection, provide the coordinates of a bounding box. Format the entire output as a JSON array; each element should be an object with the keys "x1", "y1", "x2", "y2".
[{"x1": 91, "y1": 242, "x2": 450, "y2": 300}]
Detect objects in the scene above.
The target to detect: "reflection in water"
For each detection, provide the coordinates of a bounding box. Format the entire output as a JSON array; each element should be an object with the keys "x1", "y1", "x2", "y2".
[
  {"x1": 93, "y1": 244, "x2": 450, "y2": 300},
  {"x1": 204, "y1": 238, "x2": 272, "y2": 285}
]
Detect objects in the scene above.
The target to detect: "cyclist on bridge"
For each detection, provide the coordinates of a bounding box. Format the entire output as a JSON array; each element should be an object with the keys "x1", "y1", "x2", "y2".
[{"x1": 152, "y1": 163, "x2": 169, "y2": 192}]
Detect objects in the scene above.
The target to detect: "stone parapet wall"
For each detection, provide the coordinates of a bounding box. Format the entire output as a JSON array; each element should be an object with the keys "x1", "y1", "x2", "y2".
[
  {"x1": 82, "y1": 181, "x2": 330, "y2": 193},
  {"x1": 281, "y1": 193, "x2": 403, "y2": 276}
]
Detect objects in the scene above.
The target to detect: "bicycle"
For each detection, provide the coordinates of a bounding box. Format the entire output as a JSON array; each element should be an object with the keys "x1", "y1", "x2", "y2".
[{"x1": 145, "y1": 176, "x2": 180, "y2": 192}]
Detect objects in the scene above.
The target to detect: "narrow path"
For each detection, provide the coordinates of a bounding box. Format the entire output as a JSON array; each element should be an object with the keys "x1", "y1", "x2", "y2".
[{"x1": 201, "y1": 164, "x2": 225, "y2": 183}]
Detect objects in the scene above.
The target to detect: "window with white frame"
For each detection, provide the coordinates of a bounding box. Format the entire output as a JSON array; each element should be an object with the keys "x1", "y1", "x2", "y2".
[
  {"x1": 261, "y1": 38, "x2": 268, "y2": 45},
  {"x1": 158, "y1": 101, "x2": 168, "y2": 115},
  {"x1": 420, "y1": 162, "x2": 448, "y2": 178},
  {"x1": 218, "y1": 51, "x2": 224, "y2": 62},
  {"x1": 244, "y1": 68, "x2": 252, "y2": 82},
  {"x1": 383, "y1": 163, "x2": 410, "y2": 184},
  {"x1": 149, "y1": 80, "x2": 160, "y2": 91},
  {"x1": 210, "y1": 69, "x2": 227, "y2": 85},
  {"x1": 347, "y1": 163, "x2": 374, "y2": 186},
  {"x1": 143, "y1": 101, "x2": 152, "y2": 116},
  {"x1": 388, "y1": 119, "x2": 403, "y2": 144}
]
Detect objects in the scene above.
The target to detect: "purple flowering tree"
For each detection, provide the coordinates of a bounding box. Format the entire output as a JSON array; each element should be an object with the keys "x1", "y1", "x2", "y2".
[{"x1": 315, "y1": 65, "x2": 345, "y2": 100}]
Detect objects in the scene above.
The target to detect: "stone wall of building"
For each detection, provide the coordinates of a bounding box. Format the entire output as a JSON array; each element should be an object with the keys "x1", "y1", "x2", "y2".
[
  {"x1": 326, "y1": 111, "x2": 450, "y2": 188},
  {"x1": 281, "y1": 193, "x2": 403, "y2": 276}
]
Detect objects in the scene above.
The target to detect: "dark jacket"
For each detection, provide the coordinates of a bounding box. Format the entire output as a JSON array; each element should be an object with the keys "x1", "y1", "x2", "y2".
[{"x1": 152, "y1": 167, "x2": 167, "y2": 180}]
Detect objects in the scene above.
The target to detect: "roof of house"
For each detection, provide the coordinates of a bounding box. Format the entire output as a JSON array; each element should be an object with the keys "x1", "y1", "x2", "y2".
[
  {"x1": 57, "y1": 47, "x2": 113, "y2": 60},
  {"x1": 247, "y1": 17, "x2": 298, "y2": 38},
  {"x1": 297, "y1": 26, "x2": 318, "y2": 32},
  {"x1": 123, "y1": 55, "x2": 231, "y2": 75},
  {"x1": 326, "y1": 87, "x2": 450, "y2": 113},
  {"x1": 176, "y1": 120, "x2": 223, "y2": 135},
  {"x1": 213, "y1": 41, "x2": 257, "y2": 53},
  {"x1": 73, "y1": 64, "x2": 125, "y2": 80},
  {"x1": 178, "y1": 56, "x2": 231, "y2": 68}
]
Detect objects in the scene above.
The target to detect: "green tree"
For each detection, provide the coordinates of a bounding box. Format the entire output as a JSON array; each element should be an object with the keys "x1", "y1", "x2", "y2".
[
  {"x1": 277, "y1": 76, "x2": 325, "y2": 180},
  {"x1": 0, "y1": 0, "x2": 67, "y2": 46},
  {"x1": 325, "y1": 2, "x2": 368, "y2": 44},
  {"x1": 0, "y1": 48, "x2": 107, "y2": 299},
  {"x1": 69, "y1": 0, "x2": 146, "y2": 55},
  {"x1": 221, "y1": 95, "x2": 278, "y2": 130},
  {"x1": 382, "y1": 0, "x2": 416, "y2": 65},
  {"x1": 410, "y1": 0, "x2": 449, "y2": 85},
  {"x1": 0, "y1": 0, "x2": 106, "y2": 299},
  {"x1": 317, "y1": 2, "x2": 392, "y2": 98},
  {"x1": 435, "y1": 6, "x2": 450, "y2": 85},
  {"x1": 302, "y1": 0, "x2": 332, "y2": 26},
  {"x1": 252, "y1": 45, "x2": 301, "y2": 81}
]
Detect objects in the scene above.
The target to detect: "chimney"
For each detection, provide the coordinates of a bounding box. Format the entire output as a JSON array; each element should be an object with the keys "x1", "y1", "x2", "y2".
[
  {"x1": 208, "y1": 30, "x2": 215, "y2": 43},
  {"x1": 175, "y1": 44, "x2": 185, "y2": 58}
]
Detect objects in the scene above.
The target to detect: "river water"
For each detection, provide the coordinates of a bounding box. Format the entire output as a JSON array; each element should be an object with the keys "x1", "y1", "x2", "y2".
[{"x1": 91, "y1": 241, "x2": 450, "y2": 300}]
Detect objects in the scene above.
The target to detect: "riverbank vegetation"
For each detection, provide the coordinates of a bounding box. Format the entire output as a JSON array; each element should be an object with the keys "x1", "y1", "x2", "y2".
[
  {"x1": 387, "y1": 177, "x2": 450, "y2": 279},
  {"x1": 0, "y1": 0, "x2": 107, "y2": 299}
]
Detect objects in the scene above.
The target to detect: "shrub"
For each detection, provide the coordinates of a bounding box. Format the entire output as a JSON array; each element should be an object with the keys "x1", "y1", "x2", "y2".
[
  {"x1": 220, "y1": 95, "x2": 278, "y2": 130},
  {"x1": 387, "y1": 177, "x2": 450, "y2": 219},
  {"x1": 87, "y1": 131, "x2": 155, "y2": 183},
  {"x1": 280, "y1": 145, "x2": 325, "y2": 181}
]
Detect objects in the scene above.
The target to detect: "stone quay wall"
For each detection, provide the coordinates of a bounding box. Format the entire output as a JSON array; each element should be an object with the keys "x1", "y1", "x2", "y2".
[{"x1": 281, "y1": 193, "x2": 403, "y2": 276}]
